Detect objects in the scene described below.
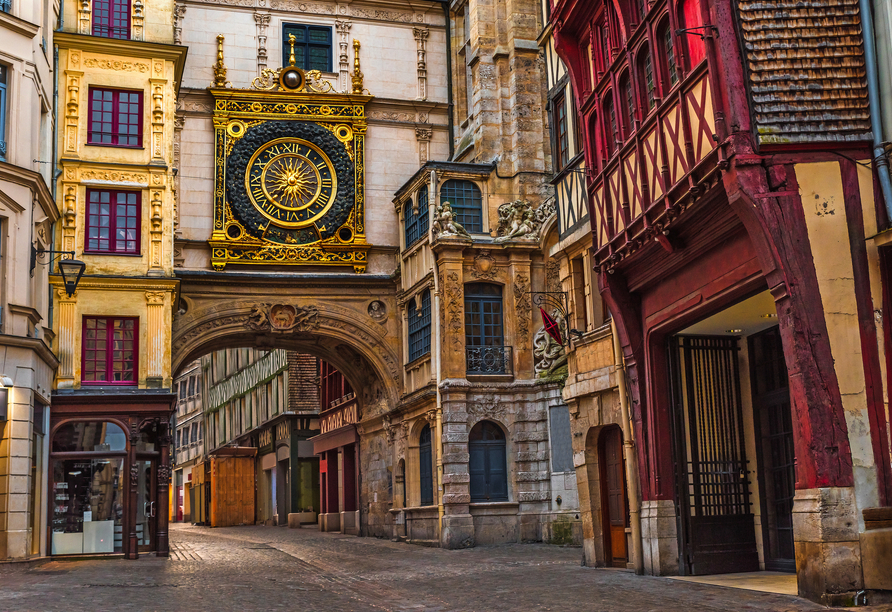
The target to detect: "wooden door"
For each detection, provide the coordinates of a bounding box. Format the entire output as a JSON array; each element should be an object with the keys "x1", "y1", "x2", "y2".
[
  {"x1": 599, "y1": 426, "x2": 628, "y2": 567},
  {"x1": 670, "y1": 336, "x2": 759, "y2": 575}
]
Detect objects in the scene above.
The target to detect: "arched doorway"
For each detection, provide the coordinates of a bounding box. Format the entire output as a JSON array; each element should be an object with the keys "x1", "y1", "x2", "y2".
[
  {"x1": 468, "y1": 420, "x2": 508, "y2": 502},
  {"x1": 598, "y1": 425, "x2": 629, "y2": 568}
]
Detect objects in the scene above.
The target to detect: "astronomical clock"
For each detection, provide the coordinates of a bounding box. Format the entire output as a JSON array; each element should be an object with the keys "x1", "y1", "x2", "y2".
[{"x1": 208, "y1": 36, "x2": 371, "y2": 272}]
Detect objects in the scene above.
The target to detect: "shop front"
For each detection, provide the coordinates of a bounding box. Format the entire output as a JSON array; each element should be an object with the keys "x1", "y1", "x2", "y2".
[
  {"x1": 311, "y1": 397, "x2": 360, "y2": 534},
  {"x1": 253, "y1": 415, "x2": 320, "y2": 527},
  {"x1": 48, "y1": 393, "x2": 175, "y2": 559}
]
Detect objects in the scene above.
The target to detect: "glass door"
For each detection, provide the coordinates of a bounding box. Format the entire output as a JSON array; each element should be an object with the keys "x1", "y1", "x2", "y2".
[{"x1": 135, "y1": 459, "x2": 157, "y2": 552}]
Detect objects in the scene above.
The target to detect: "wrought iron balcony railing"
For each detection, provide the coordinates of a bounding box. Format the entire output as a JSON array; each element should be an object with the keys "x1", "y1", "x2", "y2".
[{"x1": 466, "y1": 345, "x2": 513, "y2": 375}]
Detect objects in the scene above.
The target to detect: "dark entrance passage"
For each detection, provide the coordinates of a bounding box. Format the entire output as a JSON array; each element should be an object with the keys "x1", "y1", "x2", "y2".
[
  {"x1": 749, "y1": 326, "x2": 795, "y2": 572},
  {"x1": 670, "y1": 336, "x2": 759, "y2": 575}
]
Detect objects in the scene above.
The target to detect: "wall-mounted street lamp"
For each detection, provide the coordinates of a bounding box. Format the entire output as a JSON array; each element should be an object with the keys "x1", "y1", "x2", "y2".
[{"x1": 30, "y1": 246, "x2": 86, "y2": 297}]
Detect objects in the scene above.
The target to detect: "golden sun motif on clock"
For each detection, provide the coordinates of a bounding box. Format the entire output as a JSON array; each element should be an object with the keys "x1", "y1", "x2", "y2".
[
  {"x1": 245, "y1": 137, "x2": 338, "y2": 229},
  {"x1": 265, "y1": 155, "x2": 318, "y2": 208}
]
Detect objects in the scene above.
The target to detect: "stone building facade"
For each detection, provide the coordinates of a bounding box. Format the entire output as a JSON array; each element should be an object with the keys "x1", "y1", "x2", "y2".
[
  {"x1": 172, "y1": 360, "x2": 202, "y2": 522},
  {"x1": 0, "y1": 0, "x2": 59, "y2": 561},
  {"x1": 167, "y1": 0, "x2": 583, "y2": 548}
]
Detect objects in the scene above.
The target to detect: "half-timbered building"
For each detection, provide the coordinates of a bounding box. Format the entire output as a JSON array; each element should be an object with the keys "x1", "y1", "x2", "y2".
[{"x1": 551, "y1": 0, "x2": 892, "y2": 603}]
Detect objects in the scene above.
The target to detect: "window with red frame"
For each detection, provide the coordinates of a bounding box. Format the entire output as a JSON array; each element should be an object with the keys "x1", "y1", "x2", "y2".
[
  {"x1": 553, "y1": 91, "x2": 569, "y2": 170},
  {"x1": 88, "y1": 88, "x2": 142, "y2": 147},
  {"x1": 82, "y1": 317, "x2": 137, "y2": 385},
  {"x1": 679, "y1": 0, "x2": 706, "y2": 67},
  {"x1": 93, "y1": 0, "x2": 131, "y2": 39},
  {"x1": 85, "y1": 189, "x2": 140, "y2": 254}
]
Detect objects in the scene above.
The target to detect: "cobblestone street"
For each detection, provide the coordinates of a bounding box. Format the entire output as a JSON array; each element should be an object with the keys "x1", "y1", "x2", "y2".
[{"x1": 0, "y1": 524, "x2": 888, "y2": 612}]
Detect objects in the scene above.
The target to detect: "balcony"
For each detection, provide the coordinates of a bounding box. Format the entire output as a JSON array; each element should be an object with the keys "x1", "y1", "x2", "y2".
[{"x1": 466, "y1": 346, "x2": 513, "y2": 376}]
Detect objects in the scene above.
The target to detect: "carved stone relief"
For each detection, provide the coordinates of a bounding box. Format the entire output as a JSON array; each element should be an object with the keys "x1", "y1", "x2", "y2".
[
  {"x1": 413, "y1": 27, "x2": 429, "y2": 100},
  {"x1": 245, "y1": 304, "x2": 320, "y2": 332}
]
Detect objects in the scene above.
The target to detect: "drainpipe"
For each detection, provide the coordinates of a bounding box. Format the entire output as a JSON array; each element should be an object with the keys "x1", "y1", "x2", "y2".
[
  {"x1": 859, "y1": 0, "x2": 892, "y2": 222},
  {"x1": 611, "y1": 318, "x2": 643, "y2": 575},
  {"x1": 431, "y1": 168, "x2": 445, "y2": 541},
  {"x1": 440, "y1": 0, "x2": 455, "y2": 161}
]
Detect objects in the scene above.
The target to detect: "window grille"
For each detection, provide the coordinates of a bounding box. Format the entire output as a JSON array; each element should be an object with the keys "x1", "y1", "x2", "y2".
[
  {"x1": 404, "y1": 186, "x2": 429, "y2": 248},
  {"x1": 93, "y1": 0, "x2": 131, "y2": 39},
  {"x1": 440, "y1": 179, "x2": 483, "y2": 233},
  {"x1": 88, "y1": 88, "x2": 142, "y2": 147},
  {"x1": 408, "y1": 290, "x2": 432, "y2": 361},
  {"x1": 282, "y1": 24, "x2": 332, "y2": 72},
  {"x1": 82, "y1": 317, "x2": 137, "y2": 384},
  {"x1": 85, "y1": 189, "x2": 140, "y2": 254}
]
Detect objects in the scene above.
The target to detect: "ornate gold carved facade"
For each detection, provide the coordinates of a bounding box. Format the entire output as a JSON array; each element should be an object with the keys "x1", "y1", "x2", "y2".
[{"x1": 208, "y1": 36, "x2": 372, "y2": 272}]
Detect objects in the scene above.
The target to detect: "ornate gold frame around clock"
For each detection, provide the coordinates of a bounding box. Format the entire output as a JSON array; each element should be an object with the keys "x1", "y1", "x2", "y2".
[{"x1": 208, "y1": 36, "x2": 372, "y2": 273}]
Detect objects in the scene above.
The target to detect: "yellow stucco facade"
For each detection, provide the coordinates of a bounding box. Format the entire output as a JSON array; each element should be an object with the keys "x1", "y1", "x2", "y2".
[{"x1": 51, "y1": 3, "x2": 186, "y2": 391}]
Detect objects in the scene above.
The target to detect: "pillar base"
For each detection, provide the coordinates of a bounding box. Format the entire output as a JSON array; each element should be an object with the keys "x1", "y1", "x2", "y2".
[
  {"x1": 340, "y1": 510, "x2": 359, "y2": 535},
  {"x1": 640, "y1": 500, "x2": 678, "y2": 576},
  {"x1": 441, "y1": 513, "x2": 474, "y2": 549},
  {"x1": 319, "y1": 512, "x2": 340, "y2": 532},
  {"x1": 793, "y1": 487, "x2": 862, "y2": 604}
]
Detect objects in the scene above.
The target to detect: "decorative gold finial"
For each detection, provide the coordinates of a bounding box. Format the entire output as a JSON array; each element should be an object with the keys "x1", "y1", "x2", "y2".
[
  {"x1": 288, "y1": 33, "x2": 297, "y2": 66},
  {"x1": 351, "y1": 39, "x2": 364, "y2": 94},
  {"x1": 213, "y1": 34, "x2": 229, "y2": 88}
]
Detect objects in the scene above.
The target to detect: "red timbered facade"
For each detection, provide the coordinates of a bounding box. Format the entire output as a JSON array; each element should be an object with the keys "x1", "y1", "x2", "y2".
[{"x1": 552, "y1": 0, "x2": 892, "y2": 602}]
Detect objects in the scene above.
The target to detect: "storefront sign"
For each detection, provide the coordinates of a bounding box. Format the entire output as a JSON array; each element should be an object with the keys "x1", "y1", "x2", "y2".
[{"x1": 320, "y1": 402, "x2": 358, "y2": 434}]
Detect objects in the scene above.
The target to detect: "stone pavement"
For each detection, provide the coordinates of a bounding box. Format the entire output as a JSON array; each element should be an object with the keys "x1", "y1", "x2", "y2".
[{"x1": 1, "y1": 524, "x2": 890, "y2": 612}]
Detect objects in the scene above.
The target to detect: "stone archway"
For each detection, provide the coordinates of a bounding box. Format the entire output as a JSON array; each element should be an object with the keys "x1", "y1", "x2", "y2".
[
  {"x1": 172, "y1": 272, "x2": 402, "y2": 417},
  {"x1": 171, "y1": 271, "x2": 401, "y2": 538}
]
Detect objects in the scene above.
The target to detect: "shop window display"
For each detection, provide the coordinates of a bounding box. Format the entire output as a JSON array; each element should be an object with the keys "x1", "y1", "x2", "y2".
[{"x1": 51, "y1": 421, "x2": 127, "y2": 555}]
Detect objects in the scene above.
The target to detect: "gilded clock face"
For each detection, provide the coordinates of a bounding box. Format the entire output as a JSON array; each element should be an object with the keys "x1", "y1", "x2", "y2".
[
  {"x1": 226, "y1": 121, "x2": 355, "y2": 246},
  {"x1": 246, "y1": 138, "x2": 337, "y2": 228}
]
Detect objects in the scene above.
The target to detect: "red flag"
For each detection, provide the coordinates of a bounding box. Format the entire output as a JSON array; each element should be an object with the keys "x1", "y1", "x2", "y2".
[{"x1": 540, "y1": 307, "x2": 563, "y2": 345}]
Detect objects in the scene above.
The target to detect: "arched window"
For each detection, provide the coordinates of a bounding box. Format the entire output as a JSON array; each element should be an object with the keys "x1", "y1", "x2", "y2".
[
  {"x1": 440, "y1": 179, "x2": 483, "y2": 233},
  {"x1": 52, "y1": 421, "x2": 127, "y2": 452},
  {"x1": 619, "y1": 72, "x2": 634, "y2": 138},
  {"x1": 638, "y1": 46, "x2": 656, "y2": 113},
  {"x1": 658, "y1": 19, "x2": 679, "y2": 89},
  {"x1": 419, "y1": 425, "x2": 434, "y2": 506},
  {"x1": 404, "y1": 185, "x2": 429, "y2": 248},
  {"x1": 469, "y1": 420, "x2": 508, "y2": 502},
  {"x1": 679, "y1": 0, "x2": 706, "y2": 68}
]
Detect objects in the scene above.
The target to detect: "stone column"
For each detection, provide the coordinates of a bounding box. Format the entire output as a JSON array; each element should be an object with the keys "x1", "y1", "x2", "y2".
[
  {"x1": 432, "y1": 241, "x2": 468, "y2": 379},
  {"x1": 335, "y1": 20, "x2": 352, "y2": 92},
  {"x1": 439, "y1": 383, "x2": 474, "y2": 549},
  {"x1": 77, "y1": 0, "x2": 91, "y2": 35},
  {"x1": 55, "y1": 289, "x2": 78, "y2": 389},
  {"x1": 254, "y1": 12, "x2": 271, "y2": 74},
  {"x1": 413, "y1": 26, "x2": 429, "y2": 100},
  {"x1": 506, "y1": 250, "x2": 534, "y2": 379},
  {"x1": 131, "y1": 0, "x2": 144, "y2": 41},
  {"x1": 0, "y1": 384, "x2": 34, "y2": 559},
  {"x1": 145, "y1": 292, "x2": 165, "y2": 386},
  {"x1": 156, "y1": 429, "x2": 172, "y2": 557}
]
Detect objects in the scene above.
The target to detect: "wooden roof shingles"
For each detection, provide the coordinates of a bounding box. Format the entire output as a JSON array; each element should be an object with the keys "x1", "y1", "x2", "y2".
[{"x1": 737, "y1": 0, "x2": 871, "y2": 145}]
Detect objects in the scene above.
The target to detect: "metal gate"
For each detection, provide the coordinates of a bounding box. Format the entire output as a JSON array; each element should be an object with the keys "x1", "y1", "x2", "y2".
[{"x1": 669, "y1": 336, "x2": 759, "y2": 575}]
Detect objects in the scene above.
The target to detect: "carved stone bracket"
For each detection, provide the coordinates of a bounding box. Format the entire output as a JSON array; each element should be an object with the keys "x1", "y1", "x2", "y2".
[
  {"x1": 245, "y1": 304, "x2": 320, "y2": 333},
  {"x1": 415, "y1": 126, "x2": 432, "y2": 165}
]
